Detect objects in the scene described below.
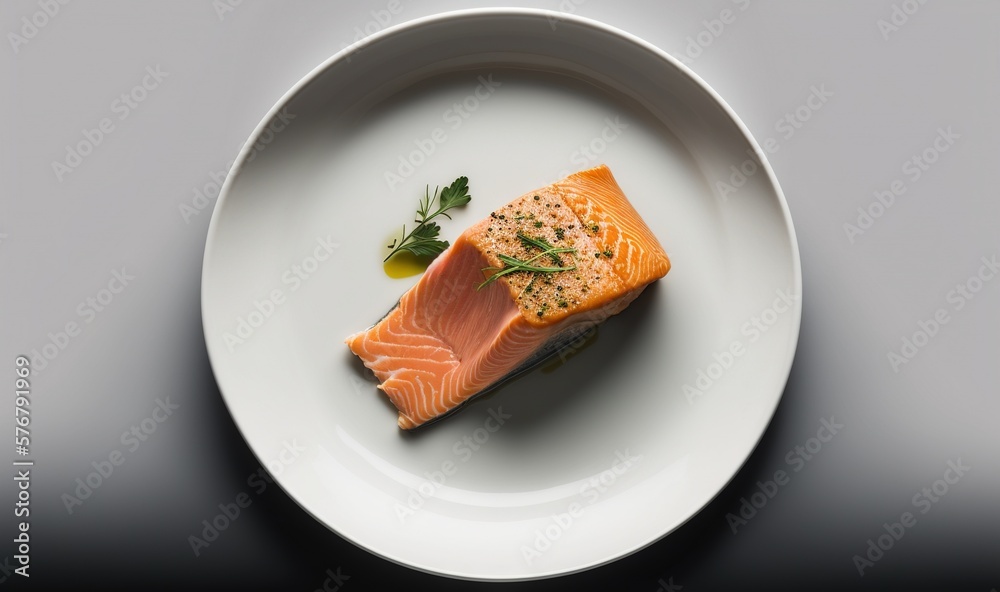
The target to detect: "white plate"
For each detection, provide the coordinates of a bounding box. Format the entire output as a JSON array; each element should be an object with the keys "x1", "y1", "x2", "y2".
[{"x1": 201, "y1": 8, "x2": 801, "y2": 581}]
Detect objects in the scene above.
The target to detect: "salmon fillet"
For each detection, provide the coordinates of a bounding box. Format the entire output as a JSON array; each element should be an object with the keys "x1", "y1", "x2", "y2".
[{"x1": 346, "y1": 165, "x2": 671, "y2": 429}]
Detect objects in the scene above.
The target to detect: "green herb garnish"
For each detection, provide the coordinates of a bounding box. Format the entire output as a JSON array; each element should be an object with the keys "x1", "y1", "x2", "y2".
[
  {"x1": 384, "y1": 176, "x2": 471, "y2": 262},
  {"x1": 478, "y1": 232, "x2": 577, "y2": 290},
  {"x1": 518, "y1": 232, "x2": 564, "y2": 265}
]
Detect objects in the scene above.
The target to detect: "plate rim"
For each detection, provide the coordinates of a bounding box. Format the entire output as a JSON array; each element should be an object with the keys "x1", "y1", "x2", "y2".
[{"x1": 201, "y1": 6, "x2": 803, "y2": 581}]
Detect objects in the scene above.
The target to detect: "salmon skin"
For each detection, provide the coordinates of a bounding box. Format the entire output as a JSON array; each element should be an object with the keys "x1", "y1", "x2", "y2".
[{"x1": 346, "y1": 165, "x2": 671, "y2": 429}]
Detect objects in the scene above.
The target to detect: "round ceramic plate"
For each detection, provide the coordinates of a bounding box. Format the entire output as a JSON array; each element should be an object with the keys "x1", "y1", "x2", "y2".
[{"x1": 201, "y1": 8, "x2": 801, "y2": 581}]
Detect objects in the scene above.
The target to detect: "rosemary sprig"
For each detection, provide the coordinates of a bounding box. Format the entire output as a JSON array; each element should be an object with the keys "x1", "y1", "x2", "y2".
[
  {"x1": 384, "y1": 176, "x2": 471, "y2": 262},
  {"x1": 517, "y1": 232, "x2": 564, "y2": 265},
  {"x1": 477, "y1": 233, "x2": 577, "y2": 290}
]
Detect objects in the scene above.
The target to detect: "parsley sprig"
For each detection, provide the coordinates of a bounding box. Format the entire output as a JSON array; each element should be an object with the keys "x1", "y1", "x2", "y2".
[{"x1": 385, "y1": 176, "x2": 471, "y2": 262}]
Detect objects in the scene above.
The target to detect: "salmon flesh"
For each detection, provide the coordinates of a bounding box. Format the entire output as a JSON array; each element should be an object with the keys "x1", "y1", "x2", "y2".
[{"x1": 346, "y1": 165, "x2": 671, "y2": 429}]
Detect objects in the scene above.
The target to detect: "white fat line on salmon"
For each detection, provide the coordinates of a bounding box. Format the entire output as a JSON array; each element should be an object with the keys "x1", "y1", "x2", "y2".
[
  {"x1": 222, "y1": 235, "x2": 340, "y2": 354},
  {"x1": 395, "y1": 407, "x2": 512, "y2": 524},
  {"x1": 384, "y1": 74, "x2": 502, "y2": 191},
  {"x1": 683, "y1": 288, "x2": 798, "y2": 405},
  {"x1": 348, "y1": 271, "x2": 469, "y2": 398},
  {"x1": 520, "y1": 449, "x2": 642, "y2": 565}
]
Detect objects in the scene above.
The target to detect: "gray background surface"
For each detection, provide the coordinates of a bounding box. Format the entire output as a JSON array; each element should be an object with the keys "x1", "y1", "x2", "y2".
[{"x1": 1, "y1": 1, "x2": 997, "y2": 590}]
